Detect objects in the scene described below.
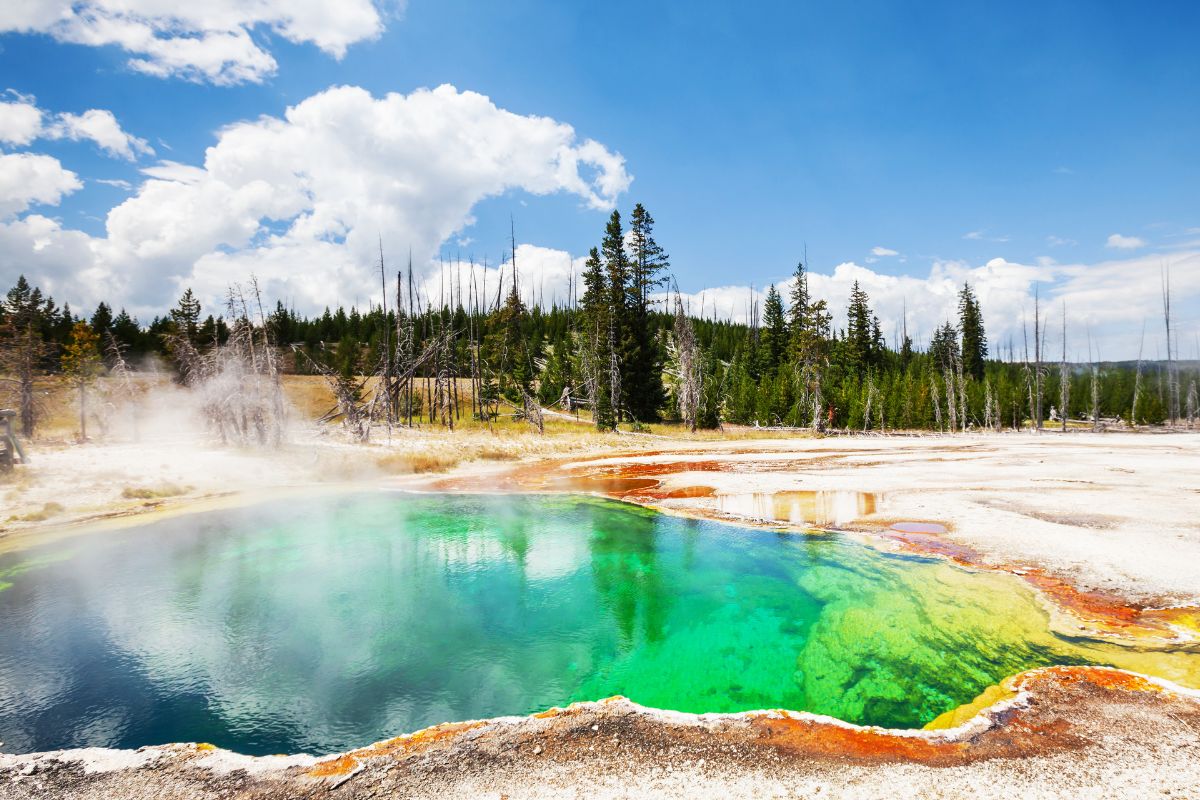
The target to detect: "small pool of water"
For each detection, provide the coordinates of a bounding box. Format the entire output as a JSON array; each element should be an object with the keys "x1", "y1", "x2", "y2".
[
  {"x1": 890, "y1": 522, "x2": 949, "y2": 534},
  {"x1": 716, "y1": 490, "x2": 876, "y2": 526},
  {"x1": 0, "y1": 493, "x2": 1195, "y2": 756}
]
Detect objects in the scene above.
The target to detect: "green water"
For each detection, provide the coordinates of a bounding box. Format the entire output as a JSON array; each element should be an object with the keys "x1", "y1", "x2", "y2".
[{"x1": 0, "y1": 492, "x2": 1194, "y2": 756}]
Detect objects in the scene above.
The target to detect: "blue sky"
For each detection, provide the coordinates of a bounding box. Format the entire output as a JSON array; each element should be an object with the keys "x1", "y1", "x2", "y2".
[{"x1": 0, "y1": 1, "x2": 1197, "y2": 357}]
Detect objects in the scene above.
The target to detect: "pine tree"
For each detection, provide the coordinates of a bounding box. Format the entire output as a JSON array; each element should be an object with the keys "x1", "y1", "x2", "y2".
[
  {"x1": 760, "y1": 285, "x2": 786, "y2": 374},
  {"x1": 788, "y1": 260, "x2": 831, "y2": 368},
  {"x1": 111, "y1": 309, "x2": 142, "y2": 353},
  {"x1": 1, "y1": 275, "x2": 49, "y2": 436},
  {"x1": 627, "y1": 204, "x2": 669, "y2": 308},
  {"x1": 845, "y1": 281, "x2": 874, "y2": 376},
  {"x1": 929, "y1": 321, "x2": 960, "y2": 369},
  {"x1": 624, "y1": 204, "x2": 668, "y2": 421},
  {"x1": 91, "y1": 302, "x2": 114, "y2": 340},
  {"x1": 958, "y1": 282, "x2": 987, "y2": 380},
  {"x1": 170, "y1": 288, "x2": 202, "y2": 343},
  {"x1": 5, "y1": 276, "x2": 43, "y2": 326},
  {"x1": 787, "y1": 260, "x2": 809, "y2": 360},
  {"x1": 494, "y1": 282, "x2": 530, "y2": 401},
  {"x1": 601, "y1": 210, "x2": 630, "y2": 422}
]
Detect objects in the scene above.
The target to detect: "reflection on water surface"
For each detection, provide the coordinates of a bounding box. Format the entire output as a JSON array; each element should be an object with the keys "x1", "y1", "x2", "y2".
[{"x1": 0, "y1": 492, "x2": 1195, "y2": 756}]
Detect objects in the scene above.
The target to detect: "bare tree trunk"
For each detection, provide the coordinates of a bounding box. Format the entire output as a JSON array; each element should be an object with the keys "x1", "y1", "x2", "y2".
[
  {"x1": 1087, "y1": 330, "x2": 1100, "y2": 432},
  {"x1": 1034, "y1": 285, "x2": 1043, "y2": 431},
  {"x1": 931, "y1": 373, "x2": 944, "y2": 432},
  {"x1": 810, "y1": 374, "x2": 824, "y2": 432},
  {"x1": 862, "y1": 374, "x2": 874, "y2": 432},
  {"x1": 79, "y1": 382, "x2": 87, "y2": 441},
  {"x1": 984, "y1": 378, "x2": 995, "y2": 431},
  {"x1": 1161, "y1": 263, "x2": 1178, "y2": 425},
  {"x1": 1021, "y1": 315, "x2": 1033, "y2": 431},
  {"x1": 944, "y1": 365, "x2": 958, "y2": 434},
  {"x1": 671, "y1": 289, "x2": 702, "y2": 432},
  {"x1": 1132, "y1": 321, "x2": 1146, "y2": 426},
  {"x1": 1060, "y1": 301, "x2": 1069, "y2": 432}
]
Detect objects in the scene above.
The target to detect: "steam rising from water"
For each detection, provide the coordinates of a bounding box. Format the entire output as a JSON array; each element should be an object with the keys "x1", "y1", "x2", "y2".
[{"x1": 1, "y1": 493, "x2": 1197, "y2": 756}]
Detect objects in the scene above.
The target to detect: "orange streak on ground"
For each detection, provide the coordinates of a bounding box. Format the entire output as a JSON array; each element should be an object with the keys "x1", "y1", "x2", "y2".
[
  {"x1": 307, "y1": 754, "x2": 358, "y2": 778},
  {"x1": 1036, "y1": 665, "x2": 1164, "y2": 693},
  {"x1": 308, "y1": 721, "x2": 487, "y2": 777},
  {"x1": 750, "y1": 714, "x2": 970, "y2": 765},
  {"x1": 298, "y1": 669, "x2": 1172, "y2": 776}
]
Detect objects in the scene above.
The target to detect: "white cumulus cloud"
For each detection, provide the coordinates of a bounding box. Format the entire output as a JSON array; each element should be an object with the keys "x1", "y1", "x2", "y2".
[
  {"x1": 0, "y1": 152, "x2": 82, "y2": 216},
  {"x1": 0, "y1": 92, "x2": 43, "y2": 145},
  {"x1": 413, "y1": 244, "x2": 587, "y2": 314},
  {"x1": 0, "y1": 89, "x2": 152, "y2": 161},
  {"x1": 663, "y1": 250, "x2": 1200, "y2": 361},
  {"x1": 0, "y1": 0, "x2": 390, "y2": 85},
  {"x1": 0, "y1": 84, "x2": 630, "y2": 315},
  {"x1": 1106, "y1": 233, "x2": 1146, "y2": 250},
  {"x1": 45, "y1": 109, "x2": 154, "y2": 161}
]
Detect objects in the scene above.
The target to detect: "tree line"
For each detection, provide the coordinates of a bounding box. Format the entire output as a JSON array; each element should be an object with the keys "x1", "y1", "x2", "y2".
[{"x1": 1, "y1": 205, "x2": 1197, "y2": 440}]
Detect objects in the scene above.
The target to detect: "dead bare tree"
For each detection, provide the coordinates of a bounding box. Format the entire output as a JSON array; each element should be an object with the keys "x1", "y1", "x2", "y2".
[
  {"x1": 1033, "y1": 285, "x2": 1045, "y2": 430},
  {"x1": 608, "y1": 313, "x2": 621, "y2": 425},
  {"x1": 930, "y1": 372, "x2": 944, "y2": 432},
  {"x1": 943, "y1": 358, "x2": 958, "y2": 433},
  {"x1": 377, "y1": 239, "x2": 394, "y2": 435},
  {"x1": 432, "y1": 327, "x2": 456, "y2": 429},
  {"x1": 862, "y1": 373, "x2": 881, "y2": 432},
  {"x1": 0, "y1": 317, "x2": 49, "y2": 438},
  {"x1": 1161, "y1": 262, "x2": 1178, "y2": 425},
  {"x1": 521, "y1": 390, "x2": 545, "y2": 434},
  {"x1": 983, "y1": 377, "x2": 997, "y2": 431},
  {"x1": 1132, "y1": 320, "x2": 1146, "y2": 426},
  {"x1": 1187, "y1": 380, "x2": 1198, "y2": 430},
  {"x1": 1088, "y1": 328, "x2": 1100, "y2": 432},
  {"x1": 1021, "y1": 315, "x2": 1034, "y2": 430},
  {"x1": 104, "y1": 332, "x2": 140, "y2": 440},
  {"x1": 667, "y1": 286, "x2": 702, "y2": 432},
  {"x1": 1060, "y1": 301, "x2": 1069, "y2": 433},
  {"x1": 162, "y1": 280, "x2": 287, "y2": 447},
  {"x1": 956, "y1": 354, "x2": 966, "y2": 431}
]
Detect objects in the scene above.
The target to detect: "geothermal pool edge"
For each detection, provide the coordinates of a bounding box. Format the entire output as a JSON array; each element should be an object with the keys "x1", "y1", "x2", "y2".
[{"x1": 2, "y1": 666, "x2": 1198, "y2": 799}]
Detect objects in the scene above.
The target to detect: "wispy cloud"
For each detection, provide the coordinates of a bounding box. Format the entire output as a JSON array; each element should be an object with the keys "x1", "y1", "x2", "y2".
[
  {"x1": 964, "y1": 230, "x2": 1010, "y2": 243},
  {"x1": 95, "y1": 178, "x2": 133, "y2": 190},
  {"x1": 1106, "y1": 233, "x2": 1146, "y2": 250},
  {"x1": 870, "y1": 246, "x2": 899, "y2": 257},
  {"x1": 1047, "y1": 235, "x2": 1077, "y2": 247}
]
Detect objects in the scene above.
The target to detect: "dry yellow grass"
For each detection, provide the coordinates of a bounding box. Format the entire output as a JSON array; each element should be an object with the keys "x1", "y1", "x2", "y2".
[
  {"x1": 8, "y1": 500, "x2": 64, "y2": 523},
  {"x1": 281, "y1": 374, "x2": 338, "y2": 421},
  {"x1": 14, "y1": 367, "x2": 715, "y2": 453},
  {"x1": 121, "y1": 483, "x2": 191, "y2": 500},
  {"x1": 373, "y1": 451, "x2": 461, "y2": 474}
]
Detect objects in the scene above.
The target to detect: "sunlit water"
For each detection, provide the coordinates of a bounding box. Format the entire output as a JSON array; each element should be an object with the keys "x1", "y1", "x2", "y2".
[{"x1": 0, "y1": 493, "x2": 1196, "y2": 756}]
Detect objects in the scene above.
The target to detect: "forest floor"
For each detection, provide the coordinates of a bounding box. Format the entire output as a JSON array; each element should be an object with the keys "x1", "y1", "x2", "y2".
[{"x1": 3, "y1": 376, "x2": 1200, "y2": 797}]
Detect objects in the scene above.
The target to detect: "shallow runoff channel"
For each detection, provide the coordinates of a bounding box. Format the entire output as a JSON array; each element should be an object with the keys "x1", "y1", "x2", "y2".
[{"x1": 1, "y1": 492, "x2": 1197, "y2": 757}]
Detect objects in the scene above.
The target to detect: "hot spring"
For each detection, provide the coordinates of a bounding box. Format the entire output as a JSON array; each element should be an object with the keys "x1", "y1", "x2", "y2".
[{"x1": 1, "y1": 492, "x2": 1196, "y2": 756}]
